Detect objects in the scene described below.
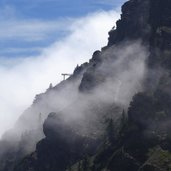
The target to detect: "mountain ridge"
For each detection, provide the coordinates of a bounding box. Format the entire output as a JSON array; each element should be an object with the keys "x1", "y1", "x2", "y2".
[{"x1": 1, "y1": 0, "x2": 171, "y2": 170}]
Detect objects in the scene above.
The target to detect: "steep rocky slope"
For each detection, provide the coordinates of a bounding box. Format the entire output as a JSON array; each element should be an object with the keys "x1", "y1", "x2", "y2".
[{"x1": 1, "y1": 0, "x2": 171, "y2": 170}]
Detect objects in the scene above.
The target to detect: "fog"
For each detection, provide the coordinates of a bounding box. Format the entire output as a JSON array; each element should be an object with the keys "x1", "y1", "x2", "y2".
[
  {"x1": 0, "y1": 11, "x2": 150, "y2": 160},
  {"x1": 0, "y1": 10, "x2": 120, "y2": 137},
  {"x1": 9, "y1": 40, "x2": 149, "y2": 143}
]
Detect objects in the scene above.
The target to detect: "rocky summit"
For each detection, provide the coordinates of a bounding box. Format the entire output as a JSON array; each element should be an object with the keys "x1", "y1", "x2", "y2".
[{"x1": 1, "y1": 0, "x2": 171, "y2": 171}]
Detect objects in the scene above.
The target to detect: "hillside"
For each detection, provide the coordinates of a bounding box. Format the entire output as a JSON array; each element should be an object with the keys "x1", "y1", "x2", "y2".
[{"x1": 1, "y1": 0, "x2": 171, "y2": 170}]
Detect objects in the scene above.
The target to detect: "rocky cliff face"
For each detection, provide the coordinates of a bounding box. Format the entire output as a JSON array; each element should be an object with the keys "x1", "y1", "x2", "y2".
[
  {"x1": 108, "y1": 0, "x2": 151, "y2": 45},
  {"x1": 1, "y1": 0, "x2": 171, "y2": 171}
]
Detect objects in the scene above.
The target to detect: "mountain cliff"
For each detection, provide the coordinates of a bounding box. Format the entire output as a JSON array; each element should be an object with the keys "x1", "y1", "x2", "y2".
[{"x1": 1, "y1": 0, "x2": 171, "y2": 170}]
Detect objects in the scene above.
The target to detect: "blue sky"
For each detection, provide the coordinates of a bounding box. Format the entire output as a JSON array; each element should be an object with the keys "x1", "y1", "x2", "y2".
[
  {"x1": 0, "y1": 0, "x2": 125, "y2": 18},
  {"x1": 0, "y1": 0, "x2": 126, "y2": 57}
]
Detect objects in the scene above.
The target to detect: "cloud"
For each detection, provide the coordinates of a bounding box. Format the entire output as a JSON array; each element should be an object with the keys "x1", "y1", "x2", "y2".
[
  {"x1": 0, "y1": 18, "x2": 73, "y2": 42},
  {"x1": 0, "y1": 5, "x2": 74, "y2": 42},
  {"x1": 0, "y1": 47, "x2": 43, "y2": 55},
  {"x1": 0, "y1": 10, "x2": 120, "y2": 137}
]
